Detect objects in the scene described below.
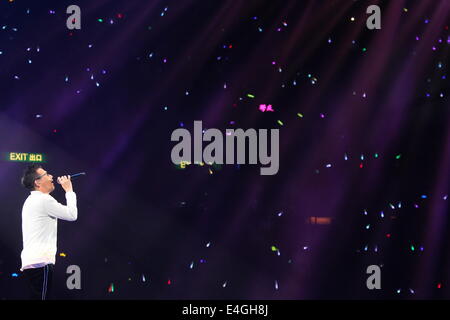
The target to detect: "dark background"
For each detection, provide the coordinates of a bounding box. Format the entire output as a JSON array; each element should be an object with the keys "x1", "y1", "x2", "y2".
[{"x1": 0, "y1": 0, "x2": 449, "y2": 299}]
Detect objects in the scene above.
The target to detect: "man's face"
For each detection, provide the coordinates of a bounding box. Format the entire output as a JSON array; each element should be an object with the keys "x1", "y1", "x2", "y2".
[{"x1": 34, "y1": 168, "x2": 55, "y2": 194}]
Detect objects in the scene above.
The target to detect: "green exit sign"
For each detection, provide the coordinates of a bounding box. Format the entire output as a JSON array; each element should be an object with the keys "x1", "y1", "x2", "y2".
[{"x1": 6, "y1": 152, "x2": 46, "y2": 163}]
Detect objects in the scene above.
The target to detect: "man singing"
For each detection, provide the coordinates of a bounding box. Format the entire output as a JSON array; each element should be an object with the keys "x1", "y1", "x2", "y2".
[{"x1": 20, "y1": 164, "x2": 78, "y2": 300}]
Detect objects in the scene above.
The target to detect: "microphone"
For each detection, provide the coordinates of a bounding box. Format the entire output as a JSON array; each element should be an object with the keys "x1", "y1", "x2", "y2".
[
  {"x1": 69, "y1": 172, "x2": 86, "y2": 178},
  {"x1": 56, "y1": 172, "x2": 86, "y2": 184}
]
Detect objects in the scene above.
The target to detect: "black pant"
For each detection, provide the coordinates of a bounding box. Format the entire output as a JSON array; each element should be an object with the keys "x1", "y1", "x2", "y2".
[{"x1": 22, "y1": 264, "x2": 54, "y2": 300}]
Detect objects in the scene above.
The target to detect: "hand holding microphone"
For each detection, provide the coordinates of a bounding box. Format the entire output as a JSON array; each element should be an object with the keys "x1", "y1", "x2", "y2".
[
  {"x1": 56, "y1": 172, "x2": 85, "y2": 193},
  {"x1": 57, "y1": 175, "x2": 73, "y2": 193}
]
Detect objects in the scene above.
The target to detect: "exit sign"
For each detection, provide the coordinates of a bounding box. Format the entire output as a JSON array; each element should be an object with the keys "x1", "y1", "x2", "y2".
[{"x1": 6, "y1": 152, "x2": 46, "y2": 163}]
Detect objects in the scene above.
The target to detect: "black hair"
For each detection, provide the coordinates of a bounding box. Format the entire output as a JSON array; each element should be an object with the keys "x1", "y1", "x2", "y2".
[{"x1": 21, "y1": 164, "x2": 42, "y2": 191}]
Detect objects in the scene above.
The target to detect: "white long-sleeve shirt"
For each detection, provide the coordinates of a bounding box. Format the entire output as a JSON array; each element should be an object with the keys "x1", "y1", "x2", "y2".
[{"x1": 20, "y1": 191, "x2": 78, "y2": 271}]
